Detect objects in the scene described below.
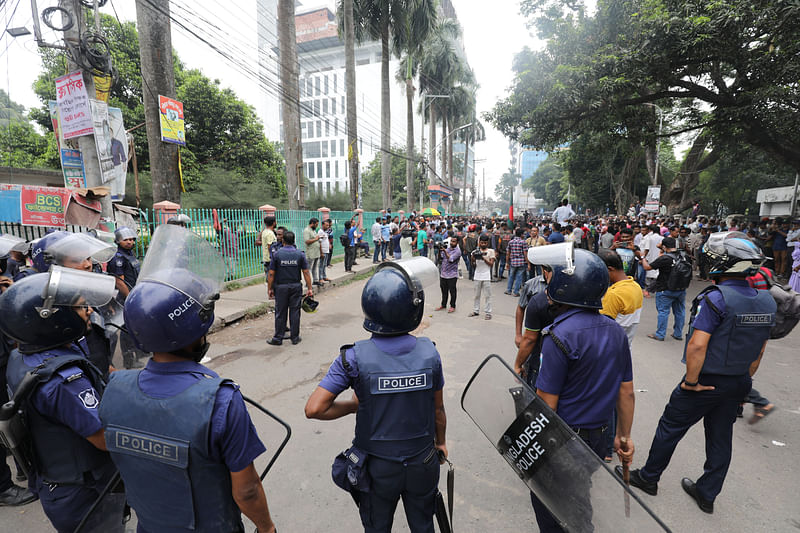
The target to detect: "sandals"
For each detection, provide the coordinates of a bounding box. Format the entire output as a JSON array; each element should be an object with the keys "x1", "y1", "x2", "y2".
[
  {"x1": 468, "y1": 311, "x2": 480, "y2": 317},
  {"x1": 749, "y1": 404, "x2": 775, "y2": 425},
  {"x1": 448, "y1": 307, "x2": 455, "y2": 313},
  {"x1": 435, "y1": 306, "x2": 446, "y2": 311},
  {"x1": 647, "y1": 333, "x2": 665, "y2": 341},
  {"x1": 485, "y1": 313, "x2": 492, "y2": 320}
]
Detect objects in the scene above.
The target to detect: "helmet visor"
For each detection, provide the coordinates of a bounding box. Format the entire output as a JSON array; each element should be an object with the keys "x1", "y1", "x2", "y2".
[
  {"x1": 527, "y1": 242, "x2": 575, "y2": 272},
  {"x1": 138, "y1": 224, "x2": 225, "y2": 304},
  {"x1": 115, "y1": 226, "x2": 137, "y2": 242},
  {"x1": 378, "y1": 257, "x2": 439, "y2": 294},
  {"x1": 0, "y1": 234, "x2": 27, "y2": 258},
  {"x1": 45, "y1": 233, "x2": 116, "y2": 265},
  {"x1": 44, "y1": 266, "x2": 117, "y2": 308}
]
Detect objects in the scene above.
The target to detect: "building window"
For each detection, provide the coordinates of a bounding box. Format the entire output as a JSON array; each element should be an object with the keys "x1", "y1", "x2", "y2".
[
  {"x1": 326, "y1": 182, "x2": 331, "y2": 195},
  {"x1": 332, "y1": 98, "x2": 336, "y2": 115},
  {"x1": 323, "y1": 99, "x2": 328, "y2": 114},
  {"x1": 302, "y1": 141, "x2": 321, "y2": 158},
  {"x1": 318, "y1": 182, "x2": 322, "y2": 195},
  {"x1": 331, "y1": 140, "x2": 336, "y2": 157},
  {"x1": 321, "y1": 141, "x2": 328, "y2": 158},
  {"x1": 335, "y1": 181, "x2": 340, "y2": 192},
  {"x1": 341, "y1": 96, "x2": 345, "y2": 110},
  {"x1": 340, "y1": 139, "x2": 345, "y2": 156},
  {"x1": 326, "y1": 161, "x2": 330, "y2": 179},
  {"x1": 307, "y1": 78, "x2": 313, "y2": 97},
  {"x1": 314, "y1": 99, "x2": 320, "y2": 116},
  {"x1": 315, "y1": 77, "x2": 320, "y2": 96},
  {"x1": 334, "y1": 118, "x2": 339, "y2": 136},
  {"x1": 316, "y1": 162, "x2": 322, "y2": 179},
  {"x1": 345, "y1": 162, "x2": 348, "y2": 178},
  {"x1": 357, "y1": 58, "x2": 369, "y2": 66},
  {"x1": 335, "y1": 160, "x2": 339, "y2": 178},
  {"x1": 324, "y1": 75, "x2": 329, "y2": 95},
  {"x1": 334, "y1": 74, "x2": 338, "y2": 94},
  {"x1": 316, "y1": 121, "x2": 321, "y2": 137},
  {"x1": 325, "y1": 120, "x2": 330, "y2": 136},
  {"x1": 309, "y1": 162, "x2": 315, "y2": 179}
]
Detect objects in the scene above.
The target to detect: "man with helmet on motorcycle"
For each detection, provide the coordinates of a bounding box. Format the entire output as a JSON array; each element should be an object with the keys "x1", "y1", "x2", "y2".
[
  {"x1": 622, "y1": 232, "x2": 776, "y2": 514},
  {"x1": 305, "y1": 257, "x2": 447, "y2": 533},
  {"x1": 526, "y1": 242, "x2": 635, "y2": 532},
  {"x1": 98, "y1": 224, "x2": 277, "y2": 533},
  {"x1": 0, "y1": 267, "x2": 126, "y2": 532},
  {"x1": 107, "y1": 226, "x2": 148, "y2": 368}
]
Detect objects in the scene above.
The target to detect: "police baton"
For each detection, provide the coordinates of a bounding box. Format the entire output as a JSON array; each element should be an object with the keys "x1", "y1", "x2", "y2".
[
  {"x1": 620, "y1": 437, "x2": 631, "y2": 518},
  {"x1": 242, "y1": 395, "x2": 292, "y2": 481}
]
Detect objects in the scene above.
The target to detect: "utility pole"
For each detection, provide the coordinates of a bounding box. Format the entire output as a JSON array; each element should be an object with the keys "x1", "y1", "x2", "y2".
[
  {"x1": 344, "y1": 0, "x2": 360, "y2": 210},
  {"x1": 135, "y1": 0, "x2": 181, "y2": 204},
  {"x1": 59, "y1": 0, "x2": 111, "y2": 217},
  {"x1": 278, "y1": 0, "x2": 304, "y2": 209}
]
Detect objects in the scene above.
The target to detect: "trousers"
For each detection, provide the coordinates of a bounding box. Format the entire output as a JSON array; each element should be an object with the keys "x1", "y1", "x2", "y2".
[
  {"x1": 640, "y1": 374, "x2": 752, "y2": 502},
  {"x1": 359, "y1": 450, "x2": 440, "y2": 533},
  {"x1": 655, "y1": 289, "x2": 685, "y2": 339},
  {"x1": 473, "y1": 280, "x2": 492, "y2": 314},
  {"x1": 345, "y1": 246, "x2": 356, "y2": 271},
  {"x1": 272, "y1": 282, "x2": 302, "y2": 342},
  {"x1": 439, "y1": 277, "x2": 457, "y2": 308}
]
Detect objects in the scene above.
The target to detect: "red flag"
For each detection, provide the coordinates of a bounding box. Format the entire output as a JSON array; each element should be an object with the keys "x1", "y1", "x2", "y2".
[{"x1": 508, "y1": 204, "x2": 513, "y2": 220}]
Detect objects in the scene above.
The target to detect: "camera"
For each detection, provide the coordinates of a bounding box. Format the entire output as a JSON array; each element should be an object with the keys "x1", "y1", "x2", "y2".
[{"x1": 471, "y1": 249, "x2": 485, "y2": 258}]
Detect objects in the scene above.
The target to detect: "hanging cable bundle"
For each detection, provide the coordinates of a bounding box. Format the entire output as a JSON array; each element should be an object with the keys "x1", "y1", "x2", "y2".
[
  {"x1": 41, "y1": 6, "x2": 74, "y2": 32},
  {"x1": 80, "y1": 32, "x2": 112, "y2": 74},
  {"x1": 79, "y1": 0, "x2": 108, "y2": 7}
]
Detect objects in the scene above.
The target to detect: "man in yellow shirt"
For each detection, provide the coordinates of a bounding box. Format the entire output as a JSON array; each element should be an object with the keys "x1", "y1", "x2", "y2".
[
  {"x1": 599, "y1": 249, "x2": 643, "y2": 347},
  {"x1": 599, "y1": 248, "x2": 643, "y2": 461}
]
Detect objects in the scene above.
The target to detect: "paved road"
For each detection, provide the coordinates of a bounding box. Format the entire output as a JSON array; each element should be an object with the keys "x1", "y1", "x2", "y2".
[{"x1": 3, "y1": 275, "x2": 798, "y2": 532}]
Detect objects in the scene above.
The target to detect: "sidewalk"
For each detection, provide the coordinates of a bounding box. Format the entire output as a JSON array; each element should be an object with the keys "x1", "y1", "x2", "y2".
[{"x1": 210, "y1": 253, "x2": 379, "y2": 330}]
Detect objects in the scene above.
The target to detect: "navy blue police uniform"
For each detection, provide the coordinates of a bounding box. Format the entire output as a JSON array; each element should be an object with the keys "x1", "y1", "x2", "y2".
[
  {"x1": 532, "y1": 308, "x2": 633, "y2": 532},
  {"x1": 269, "y1": 245, "x2": 308, "y2": 344},
  {"x1": 319, "y1": 334, "x2": 444, "y2": 533},
  {"x1": 6, "y1": 345, "x2": 124, "y2": 532},
  {"x1": 99, "y1": 359, "x2": 266, "y2": 533},
  {"x1": 107, "y1": 245, "x2": 144, "y2": 366},
  {"x1": 637, "y1": 279, "x2": 775, "y2": 504}
]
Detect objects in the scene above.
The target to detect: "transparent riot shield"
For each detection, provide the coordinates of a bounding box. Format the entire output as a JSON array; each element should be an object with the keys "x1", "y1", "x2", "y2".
[{"x1": 461, "y1": 355, "x2": 671, "y2": 533}]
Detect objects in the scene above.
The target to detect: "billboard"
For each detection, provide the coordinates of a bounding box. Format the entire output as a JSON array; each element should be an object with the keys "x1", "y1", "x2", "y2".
[{"x1": 158, "y1": 95, "x2": 186, "y2": 145}]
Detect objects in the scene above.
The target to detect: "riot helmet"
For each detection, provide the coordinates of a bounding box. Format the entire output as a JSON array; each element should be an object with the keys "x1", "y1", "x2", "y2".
[
  {"x1": 0, "y1": 234, "x2": 27, "y2": 260},
  {"x1": 361, "y1": 257, "x2": 439, "y2": 335},
  {"x1": 166, "y1": 214, "x2": 192, "y2": 228},
  {"x1": 44, "y1": 232, "x2": 116, "y2": 271},
  {"x1": 703, "y1": 231, "x2": 764, "y2": 277},
  {"x1": 114, "y1": 226, "x2": 137, "y2": 243},
  {"x1": 123, "y1": 224, "x2": 225, "y2": 357},
  {"x1": 528, "y1": 242, "x2": 609, "y2": 309},
  {"x1": 30, "y1": 231, "x2": 69, "y2": 273},
  {"x1": 301, "y1": 295, "x2": 319, "y2": 313},
  {"x1": 0, "y1": 267, "x2": 117, "y2": 353}
]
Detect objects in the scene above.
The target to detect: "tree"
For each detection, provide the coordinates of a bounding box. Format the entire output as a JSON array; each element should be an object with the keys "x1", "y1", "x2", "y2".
[
  {"x1": 30, "y1": 14, "x2": 286, "y2": 206},
  {"x1": 361, "y1": 145, "x2": 425, "y2": 210},
  {"x1": 0, "y1": 89, "x2": 28, "y2": 127},
  {"x1": 495, "y1": 167, "x2": 521, "y2": 207},
  {"x1": 0, "y1": 123, "x2": 59, "y2": 169},
  {"x1": 342, "y1": 0, "x2": 360, "y2": 209},
  {"x1": 278, "y1": 0, "x2": 304, "y2": 208}
]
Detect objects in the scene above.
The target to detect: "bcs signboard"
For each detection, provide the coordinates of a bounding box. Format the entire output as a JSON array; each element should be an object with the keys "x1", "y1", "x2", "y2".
[{"x1": 0, "y1": 184, "x2": 70, "y2": 227}]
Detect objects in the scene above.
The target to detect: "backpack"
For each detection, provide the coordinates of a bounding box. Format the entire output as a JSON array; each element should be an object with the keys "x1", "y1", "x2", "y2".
[
  {"x1": 748, "y1": 268, "x2": 800, "y2": 339},
  {"x1": 340, "y1": 233, "x2": 350, "y2": 247},
  {"x1": 666, "y1": 251, "x2": 692, "y2": 291}
]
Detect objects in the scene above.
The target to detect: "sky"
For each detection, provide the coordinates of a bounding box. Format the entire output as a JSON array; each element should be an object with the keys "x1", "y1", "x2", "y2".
[{"x1": 1, "y1": 0, "x2": 539, "y2": 199}]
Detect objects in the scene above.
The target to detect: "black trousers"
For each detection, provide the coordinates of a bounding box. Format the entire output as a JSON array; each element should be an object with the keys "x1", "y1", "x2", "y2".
[
  {"x1": 440, "y1": 277, "x2": 457, "y2": 308},
  {"x1": 272, "y1": 282, "x2": 302, "y2": 342},
  {"x1": 345, "y1": 246, "x2": 356, "y2": 271}
]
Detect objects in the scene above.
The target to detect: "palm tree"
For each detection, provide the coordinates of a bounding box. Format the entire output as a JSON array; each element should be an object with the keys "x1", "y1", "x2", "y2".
[
  {"x1": 395, "y1": 0, "x2": 437, "y2": 211},
  {"x1": 343, "y1": 0, "x2": 360, "y2": 209}
]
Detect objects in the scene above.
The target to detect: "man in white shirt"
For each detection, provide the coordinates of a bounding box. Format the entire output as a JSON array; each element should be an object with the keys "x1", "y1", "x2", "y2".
[
  {"x1": 371, "y1": 217, "x2": 383, "y2": 264},
  {"x1": 641, "y1": 224, "x2": 663, "y2": 296},
  {"x1": 469, "y1": 234, "x2": 496, "y2": 320},
  {"x1": 553, "y1": 199, "x2": 576, "y2": 226},
  {"x1": 318, "y1": 220, "x2": 331, "y2": 282}
]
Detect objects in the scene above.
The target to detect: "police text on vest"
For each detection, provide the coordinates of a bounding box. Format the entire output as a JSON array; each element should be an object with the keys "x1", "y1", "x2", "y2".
[{"x1": 378, "y1": 373, "x2": 427, "y2": 391}]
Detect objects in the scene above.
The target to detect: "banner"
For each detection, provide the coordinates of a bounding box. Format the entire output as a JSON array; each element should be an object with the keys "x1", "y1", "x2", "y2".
[
  {"x1": 55, "y1": 71, "x2": 93, "y2": 139},
  {"x1": 90, "y1": 99, "x2": 115, "y2": 182},
  {"x1": 60, "y1": 149, "x2": 87, "y2": 189},
  {"x1": 0, "y1": 184, "x2": 70, "y2": 227},
  {"x1": 107, "y1": 107, "x2": 128, "y2": 202},
  {"x1": 158, "y1": 95, "x2": 186, "y2": 145},
  {"x1": 48, "y1": 100, "x2": 65, "y2": 149},
  {"x1": 645, "y1": 186, "x2": 661, "y2": 213}
]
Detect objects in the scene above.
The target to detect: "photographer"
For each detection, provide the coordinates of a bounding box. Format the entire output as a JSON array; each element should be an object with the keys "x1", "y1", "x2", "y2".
[
  {"x1": 469, "y1": 234, "x2": 496, "y2": 320},
  {"x1": 436, "y1": 235, "x2": 462, "y2": 313}
]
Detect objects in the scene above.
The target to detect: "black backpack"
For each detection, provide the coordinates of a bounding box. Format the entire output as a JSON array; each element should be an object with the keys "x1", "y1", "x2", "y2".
[
  {"x1": 666, "y1": 251, "x2": 693, "y2": 291},
  {"x1": 340, "y1": 233, "x2": 350, "y2": 247}
]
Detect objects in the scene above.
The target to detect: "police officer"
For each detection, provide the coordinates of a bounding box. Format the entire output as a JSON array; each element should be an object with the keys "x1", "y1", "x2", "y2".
[
  {"x1": 107, "y1": 226, "x2": 147, "y2": 368},
  {"x1": 0, "y1": 267, "x2": 125, "y2": 532},
  {"x1": 98, "y1": 224, "x2": 277, "y2": 533},
  {"x1": 0, "y1": 269, "x2": 37, "y2": 506},
  {"x1": 0, "y1": 234, "x2": 27, "y2": 279},
  {"x1": 305, "y1": 257, "x2": 447, "y2": 533},
  {"x1": 12, "y1": 230, "x2": 67, "y2": 281},
  {"x1": 622, "y1": 232, "x2": 776, "y2": 514},
  {"x1": 43, "y1": 232, "x2": 120, "y2": 377},
  {"x1": 267, "y1": 231, "x2": 313, "y2": 346},
  {"x1": 527, "y1": 243, "x2": 635, "y2": 532},
  {"x1": 167, "y1": 213, "x2": 192, "y2": 227}
]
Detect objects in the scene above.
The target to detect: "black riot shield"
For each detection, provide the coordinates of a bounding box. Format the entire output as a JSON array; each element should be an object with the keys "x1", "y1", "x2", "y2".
[{"x1": 461, "y1": 355, "x2": 671, "y2": 533}]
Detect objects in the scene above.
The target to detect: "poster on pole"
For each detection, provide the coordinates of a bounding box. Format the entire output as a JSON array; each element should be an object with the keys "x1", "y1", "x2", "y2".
[
  {"x1": 0, "y1": 184, "x2": 70, "y2": 227},
  {"x1": 645, "y1": 186, "x2": 661, "y2": 212},
  {"x1": 90, "y1": 99, "x2": 115, "y2": 183},
  {"x1": 158, "y1": 95, "x2": 186, "y2": 145},
  {"x1": 107, "y1": 107, "x2": 128, "y2": 202},
  {"x1": 60, "y1": 149, "x2": 87, "y2": 189},
  {"x1": 55, "y1": 71, "x2": 93, "y2": 139}
]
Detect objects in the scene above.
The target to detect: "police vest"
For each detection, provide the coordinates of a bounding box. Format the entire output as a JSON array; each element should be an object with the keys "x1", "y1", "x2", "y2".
[
  {"x1": 99, "y1": 370, "x2": 242, "y2": 533},
  {"x1": 113, "y1": 248, "x2": 141, "y2": 288},
  {"x1": 6, "y1": 348, "x2": 111, "y2": 484},
  {"x1": 352, "y1": 338, "x2": 438, "y2": 459},
  {"x1": 699, "y1": 285, "x2": 776, "y2": 375},
  {"x1": 273, "y1": 247, "x2": 304, "y2": 285}
]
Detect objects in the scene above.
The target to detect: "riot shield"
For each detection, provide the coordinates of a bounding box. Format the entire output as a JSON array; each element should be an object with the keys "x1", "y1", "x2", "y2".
[{"x1": 461, "y1": 355, "x2": 671, "y2": 533}]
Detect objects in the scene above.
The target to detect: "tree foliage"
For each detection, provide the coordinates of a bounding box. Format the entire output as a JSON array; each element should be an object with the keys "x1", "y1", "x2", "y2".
[
  {"x1": 361, "y1": 145, "x2": 425, "y2": 210},
  {"x1": 29, "y1": 14, "x2": 285, "y2": 205}
]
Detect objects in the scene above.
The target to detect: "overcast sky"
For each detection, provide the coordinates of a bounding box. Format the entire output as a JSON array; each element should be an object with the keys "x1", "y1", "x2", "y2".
[{"x1": 1, "y1": 0, "x2": 539, "y2": 198}]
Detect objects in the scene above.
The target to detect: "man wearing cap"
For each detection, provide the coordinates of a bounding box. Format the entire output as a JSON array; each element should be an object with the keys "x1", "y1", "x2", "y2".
[{"x1": 641, "y1": 236, "x2": 686, "y2": 341}]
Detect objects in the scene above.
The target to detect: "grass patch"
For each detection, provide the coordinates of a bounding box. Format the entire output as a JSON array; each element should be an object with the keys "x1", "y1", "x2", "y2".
[
  {"x1": 336, "y1": 268, "x2": 375, "y2": 288},
  {"x1": 244, "y1": 302, "x2": 272, "y2": 319},
  {"x1": 225, "y1": 275, "x2": 266, "y2": 292}
]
